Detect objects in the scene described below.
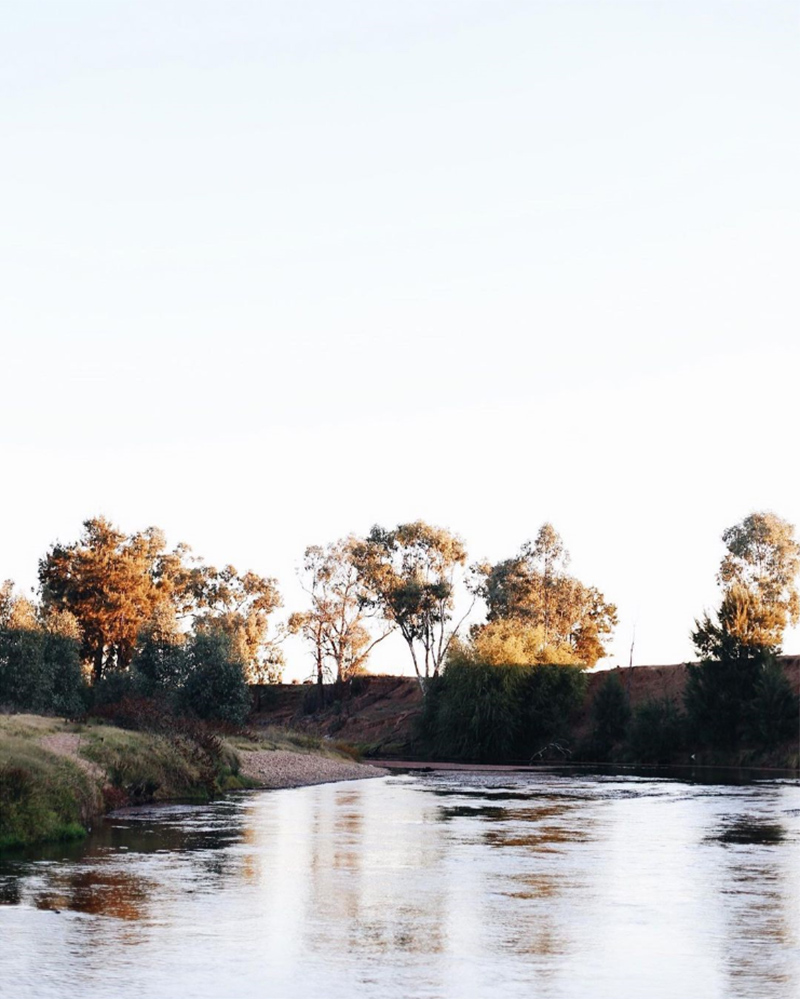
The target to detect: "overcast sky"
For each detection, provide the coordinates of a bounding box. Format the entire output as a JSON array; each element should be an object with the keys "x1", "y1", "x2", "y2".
[{"x1": 2, "y1": 1, "x2": 798, "y2": 679}]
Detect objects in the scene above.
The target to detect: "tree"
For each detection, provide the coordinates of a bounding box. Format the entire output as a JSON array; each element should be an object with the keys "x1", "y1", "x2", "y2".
[
  {"x1": 0, "y1": 581, "x2": 86, "y2": 715},
  {"x1": 39, "y1": 518, "x2": 178, "y2": 681},
  {"x1": 39, "y1": 516, "x2": 283, "y2": 683},
  {"x1": 522, "y1": 523, "x2": 568, "y2": 646},
  {"x1": 179, "y1": 631, "x2": 252, "y2": 726},
  {"x1": 586, "y1": 671, "x2": 631, "y2": 760},
  {"x1": 718, "y1": 511, "x2": 800, "y2": 645},
  {"x1": 685, "y1": 513, "x2": 800, "y2": 749},
  {"x1": 687, "y1": 585, "x2": 783, "y2": 747},
  {"x1": 468, "y1": 619, "x2": 575, "y2": 666},
  {"x1": 475, "y1": 525, "x2": 617, "y2": 667},
  {"x1": 192, "y1": 567, "x2": 283, "y2": 683},
  {"x1": 289, "y1": 539, "x2": 391, "y2": 690},
  {"x1": 351, "y1": 521, "x2": 472, "y2": 690}
]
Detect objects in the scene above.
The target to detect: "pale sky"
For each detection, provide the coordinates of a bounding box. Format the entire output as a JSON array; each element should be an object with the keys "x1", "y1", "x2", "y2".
[{"x1": 2, "y1": 1, "x2": 799, "y2": 679}]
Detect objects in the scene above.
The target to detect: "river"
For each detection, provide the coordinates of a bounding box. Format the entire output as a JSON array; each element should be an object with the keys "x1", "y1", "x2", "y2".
[{"x1": 1, "y1": 770, "x2": 799, "y2": 998}]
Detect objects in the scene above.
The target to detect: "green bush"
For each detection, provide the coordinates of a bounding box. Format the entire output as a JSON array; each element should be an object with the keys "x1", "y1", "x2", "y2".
[
  {"x1": 179, "y1": 631, "x2": 251, "y2": 726},
  {"x1": 131, "y1": 635, "x2": 190, "y2": 699},
  {"x1": 419, "y1": 660, "x2": 586, "y2": 763},
  {"x1": 746, "y1": 659, "x2": 799, "y2": 747},
  {"x1": 92, "y1": 668, "x2": 138, "y2": 708},
  {"x1": 0, "y1": 628, "x2": 86, "y2": 716},
  {"x1": 584, "y1": 671, "x2": 631, "y2": 761},
  {"x1": 685, "y1": 647, "x2": 771, "y2": 748},
  {"x1": 627, "y1": 699, "x2": 685, "y2": 764}
]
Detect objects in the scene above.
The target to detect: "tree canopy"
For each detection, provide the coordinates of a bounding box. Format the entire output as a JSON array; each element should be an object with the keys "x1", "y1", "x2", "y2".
[
  {"x1": 38, "y1": 517, "x2": 282, "y2": 682},
  {"x1": 289, "y1": 538, "x2": 391, "y2": 686},
  {"x1": 717, "y1": 511, "x2": 800, "y2": 645},
  {"x1": 474, "y1": 524, "x2": 616, "y2": 667},
  {"x1": 351, "y1": 521, "x2": 472, "y2": 689}
]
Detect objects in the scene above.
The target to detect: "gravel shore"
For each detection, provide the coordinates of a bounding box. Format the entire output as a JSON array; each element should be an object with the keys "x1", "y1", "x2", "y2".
[{"x1": 237, "y1": 749, "x2": 388, "y2": 789}]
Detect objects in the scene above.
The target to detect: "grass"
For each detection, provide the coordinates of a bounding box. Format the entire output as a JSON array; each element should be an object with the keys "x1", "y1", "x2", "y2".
[
  {"x1": 0, "y1": 713, "x2": 363, "y2": 853},
  {"x1": 0, "y1": 719, "x2": 98, "y2": 850},
  {"x1": 230, "y1": 724, "x2": 362, "y2": 761},
  {"x1": 0, "y1": 714, "x2": 249, "y2": 850}
]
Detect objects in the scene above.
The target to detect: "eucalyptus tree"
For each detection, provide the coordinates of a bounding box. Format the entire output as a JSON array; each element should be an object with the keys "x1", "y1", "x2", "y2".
[
  {"x1": 475, "y1": 524, "x2": 616, "y2": 667},
  {"x1": 39, "y1": 516, "x2": 282, "y2": 683},
  {"x1": 717, "y1": 511, "x2": 800, "y2": 645},
  {"x1": 289, "y1": 538, "x2": 392, "y2": 688},
  {"x1": 351, "y1": 521, "x2": 473, "y2": 691}
]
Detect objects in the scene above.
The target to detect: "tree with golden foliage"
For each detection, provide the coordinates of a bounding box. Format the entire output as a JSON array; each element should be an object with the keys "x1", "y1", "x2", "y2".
[
  {"x1": 474, "y1": 524, "x2": 616, "y2": 667},
  {"x1": 39, "y1": 517, "x2": 282, "y2": 683},
  {"x1": 192, "y1": 567, "x2": 283, "y2": 683},
  {"x1": 717, "y1": 511, "x2": 800, "y2": 645},
  {"x1": 687, "y1": 513, "x2": 800, "y2": 747}
]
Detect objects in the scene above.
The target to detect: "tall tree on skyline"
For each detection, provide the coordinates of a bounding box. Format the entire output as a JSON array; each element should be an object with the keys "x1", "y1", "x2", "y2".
[
  {"x1": 351, "y1": 521, "x2": 473, "y2": 691},
  {"x1": 717, "y1": 511, "x2": 800, "y2": 645},
  {"x1": 289, "y1": 538, "x2": 392, "y2": 688},
  {"x1": 475, "y1": 524, "x2": 617, "y2": 667}
]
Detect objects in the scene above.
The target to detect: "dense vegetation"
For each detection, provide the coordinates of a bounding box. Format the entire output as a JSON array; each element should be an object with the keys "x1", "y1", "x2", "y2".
[
  {"x1": 1, "y1": 510, "x2": 799, "y2": 773},
  {"x1": 419, "y1": 659, "x2": 587, "y2": 762}
]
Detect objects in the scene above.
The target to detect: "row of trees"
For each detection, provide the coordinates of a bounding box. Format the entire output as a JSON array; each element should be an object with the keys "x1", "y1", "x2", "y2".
[
  {"x1": 1, "y1": 515, "x2": 616, "y2": 711},
  {"x1": 290, "y1": 521, "x2": 617, "y2": 694},
  {"x1": 582, "y1": 511, "x2": 800, "y2": 763},
  {"x1": 417, "y1": 511, "x2": 800, "y2": 764},
  {"x1": 3, "y1": 509, "x2": 798, "y2": 758}
]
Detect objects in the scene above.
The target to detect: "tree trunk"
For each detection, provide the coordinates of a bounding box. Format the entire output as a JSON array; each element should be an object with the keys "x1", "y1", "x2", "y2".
[{"x1": 92, "y1": 644, "x2": 104, "y2": 685}]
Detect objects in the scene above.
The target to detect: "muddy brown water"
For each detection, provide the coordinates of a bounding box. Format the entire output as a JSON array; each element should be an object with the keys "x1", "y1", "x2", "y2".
[{"x1": 2, "y1": 770, "x2": 799, "y2": 998}]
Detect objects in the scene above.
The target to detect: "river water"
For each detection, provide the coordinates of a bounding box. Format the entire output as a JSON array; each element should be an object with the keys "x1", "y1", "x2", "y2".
[{"x1": 1, "y1": 770, "x2": 799, "y2": 999}]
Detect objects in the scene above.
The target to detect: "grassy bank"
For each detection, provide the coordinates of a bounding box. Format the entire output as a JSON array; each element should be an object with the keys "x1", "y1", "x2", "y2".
[
  {"x1": 0, "y1": 714, "x2": 249, "y2": 851},
  {"x1": 0, "y1": 714, "x2": 368, "y2": 852},
  {"x1": 0, "y1": 717, "x2": 97, "y2": 851}
]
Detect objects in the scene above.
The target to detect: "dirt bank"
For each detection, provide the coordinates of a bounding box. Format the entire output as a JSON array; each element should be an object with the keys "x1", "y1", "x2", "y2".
[{"x1": 250, "y1": 657, "x2": 800, "y2": 756}]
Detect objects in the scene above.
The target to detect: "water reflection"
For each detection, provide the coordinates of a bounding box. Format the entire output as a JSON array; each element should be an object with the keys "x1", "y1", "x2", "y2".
[
  {"x1": 1, "y1": 773, "x2": 799, "y2": 999},
  {"x1": 705, "y1": 791, "x2": 798, "y2": 999}
]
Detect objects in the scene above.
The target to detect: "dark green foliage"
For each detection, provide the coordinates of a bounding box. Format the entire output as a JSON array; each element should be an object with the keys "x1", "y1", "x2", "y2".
[
  {"x1": 747, "y1": 660, "x2": 799, "y2": 747},
  {"x1": 0, "y1": 628, "x2": 86, "y2": 716},
  {"x1": 0, "y1": 756, "x2": 92, "y2": 851},
  {"x1": 179, "y1": 631, "x2": 251, "y2": 725},
  {"x1": 685, "y1": 584, "x2": 788, "y2": 748},
  {"x1": 45, "y1": 634, "x2": 87, "y2": 715},
  {"x1": 685, "y1": 646, "x2": 773, "y2": 748},
  {"x1": 627, "y1": 699, "x2": 685, "y2": 764},
  {"x1": 585, "y1": 672, "x2": 631, "y2": 760},
  {"x1": 131, "y1": 634, "x2": 190, "y2": 699},
  {"x1": 92, "y1": 668, "x2": 138, "y2": 707},
  {"x1": 419, "y1": 661, "x2": 586, "y2": 763}
]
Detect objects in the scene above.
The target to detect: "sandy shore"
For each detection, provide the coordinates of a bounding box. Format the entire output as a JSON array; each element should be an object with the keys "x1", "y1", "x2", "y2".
[{"x1": 237, "y1": 749, "x2": 388, "y2": 789}]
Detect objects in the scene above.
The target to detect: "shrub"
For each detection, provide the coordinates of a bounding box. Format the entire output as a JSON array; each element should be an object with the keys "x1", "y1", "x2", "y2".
[
  {"x1": 628, "y1": 699, "x2": 685, "y2": 764},
  {"x1": 179, "y1": 631, "x2": 251, "y2": 726},
  {"x1": 685, "y1": 647, "x2": 770, "y2": 748},
  {"x1": 583, "y1": 671, "x2": 631, "y2": 761},
  {"x1": 131, "y1": 634, "x2": 190, "y2": 699},
  {"x1": 0, "y1": 628, "x2": 86, "y2": 716},
  {"x1": 92, "y1": 669, "x2": 138, "y2": 708},
  {"x1": 746, "y1": 660, "x2": 799, "y2": 747},
  {"x1": 419, "y1": 660, "x2": 586, "y2": 763}
]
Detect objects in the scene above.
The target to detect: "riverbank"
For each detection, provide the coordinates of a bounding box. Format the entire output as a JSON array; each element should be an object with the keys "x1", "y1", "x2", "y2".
[{"x1": 0, "y1": 715, "x2": 385, "y2": 851}]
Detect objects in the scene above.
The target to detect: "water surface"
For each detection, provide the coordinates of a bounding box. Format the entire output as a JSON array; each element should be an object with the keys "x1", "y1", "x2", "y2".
[{"x1": 2, "y1": 771, "x2": 799, "y2": 998}]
